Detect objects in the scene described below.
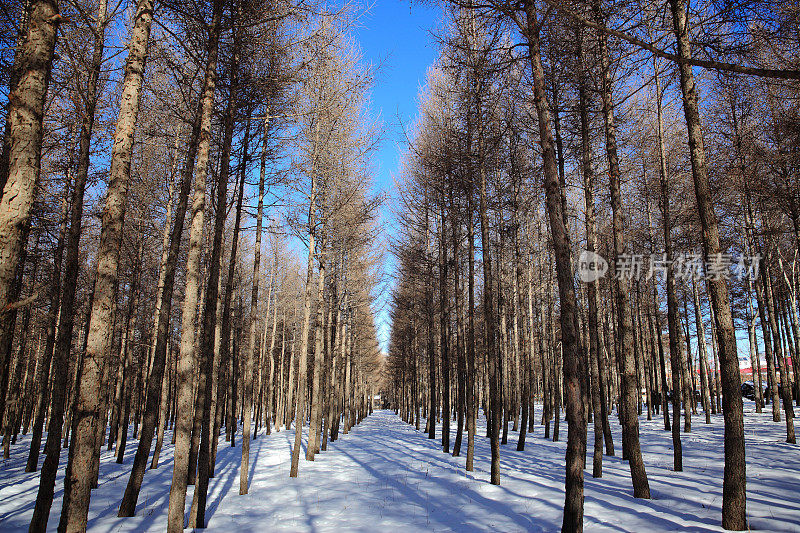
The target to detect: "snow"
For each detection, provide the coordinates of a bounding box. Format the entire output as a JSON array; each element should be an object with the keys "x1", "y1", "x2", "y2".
[{"x1": 1, "y1": 403, "x2": 799, "y2": 532}]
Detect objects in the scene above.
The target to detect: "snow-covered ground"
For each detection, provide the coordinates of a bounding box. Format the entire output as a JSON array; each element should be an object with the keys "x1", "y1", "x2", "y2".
[{"x1": 1, "y1": 403, "x2": 798, "y2": 532}]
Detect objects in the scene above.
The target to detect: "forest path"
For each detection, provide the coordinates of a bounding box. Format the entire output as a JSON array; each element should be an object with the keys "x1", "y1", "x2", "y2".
[{"x1": 1, "y1": 406, "x2": 799, "y2": 531}]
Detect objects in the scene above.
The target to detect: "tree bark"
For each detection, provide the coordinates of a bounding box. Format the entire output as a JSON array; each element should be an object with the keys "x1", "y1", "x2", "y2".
[
  {"x1": 577, "y1": 25, "x2": 607, "y2": 477},
  {"x1": 669, "y1": 1, "x2": 747, "y2": 527},
  {"x1": 189, "y1": 12, "x2": 238, "y2": 523},
  {"x1": 290, "y1": 180, "x2": 317, "y2": 477},
  {"x1": 25, "y1": 181, "x2": 68, "y2": 473},
  {"x1": 594, "y1": 0, "x2": 649, "y2": 497},
  {"x1": 692, "y1": 278, "x2": 712, "y2": 424},
  {"x1": 56, "y1": 0, "x2": 157, "y2": 526},
  {"x1": 290, "y1": 113, "x2": 321, "y2": 477},
  {"x1": 118, "y1": 108, "x2": 201, "y2": 516},
  {"x1": 763, "y1": 256, "x2": 796, "y2": 443},
  {"x1": 466, "y1": 165, "x2": 476, "y2": 470},
  {"x1": 166, "y1": 2, "x2": 223, "y2": 528},
  {"x1": 307, "y1": 234, "x2": 326, "y2": 458},
  {"x1": 146, "y1": 138, "x2": 179, "y2": 470},
  {"x1": 654, "y1": 60, "x2": 683, "y2": 472},
  {"x1": 56, "y1": 9, "x2": 110, "y2": 517},
  {"x1": 242, "y1": 114, "x2": 269, "y2": 491},
  {"x1": 523, "y1": 3, "x2": 586, "y2": 528},
  {"x1": 211, "y1": 117, "x2": 250, "y2": 471},
  {"x1": 439, "y1": 199, "x2": 450, "y2": 453},
  {"x1": 0, "y1": 2, "x2": 60, "y2": 485}
]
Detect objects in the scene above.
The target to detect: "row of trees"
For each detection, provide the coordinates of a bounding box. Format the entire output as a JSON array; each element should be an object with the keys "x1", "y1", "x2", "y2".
[
  {"x1": 386, "y1": 1, "x2": 798, "y2": 532},
  {"x1": 0, "y1": 0, "x2": 384, "y2": 531}
]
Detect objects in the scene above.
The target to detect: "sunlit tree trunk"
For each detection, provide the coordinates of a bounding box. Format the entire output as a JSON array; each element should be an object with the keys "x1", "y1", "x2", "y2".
[
  {"x1": 576, "y1": 25, "x2": 607, "y2": 477},
  {"x1": 669, "y1": 0, "x2": 746, "y2": 527},
  {"x1": 2, "y1": 0, "x2": 59, "y2": 515},
  {"x1": 439, "y1": 198, "x2": 450, "y2": 453},
  {"x1": 148, "y1": 139, "x2": 180, "y2": 470},
  {"x1": 166, "y1": 1, "x2": 223, "y2": 528},
  {"x1": 654, "y1": 61, "x2": 683, "y2": 472},
  {"x1": 211, "y1": 117, "x2": 251, "y2": 469},
  {"x1": 594, "y1": 0, "x2": 649, "y2": 497},
  {"x1": 523, "y1": 3, "x2": 586, "y2": 528},
  {"x1": 0, "y1": 2, "x2": 60, "y2": 451},
  {"x1": 119, "y1": 108, "x2": 202, "y2": 516},
  {"x1": 56, "y1": 0, "x2": 158, "y2": 527},
  {"x1": 692, "y1": 278, "x2": 712, "y2": 424},
  {"x1": 241, "y1": 114, "x2": 270, "y2": 492},
  {"x1": 25, "y1": 183, "x2": 67, "y2": 473},
  {"x1": 290, "y1": 111, "x2": 320, "y2": 476},
  {"x1": 763, "y1": 251, "x2": 795, "y2": 443},
  {"x1": 189, "y1": 12, "x2": 239, "y2": 523},
  {"x1": 307, "y1": 234, "x2": 327, "y2": 459}
]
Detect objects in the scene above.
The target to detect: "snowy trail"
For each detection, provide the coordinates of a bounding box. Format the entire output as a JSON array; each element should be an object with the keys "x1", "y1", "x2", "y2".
[{"x1": 1, "y1": 405, "x2": 799, "y2": 532}]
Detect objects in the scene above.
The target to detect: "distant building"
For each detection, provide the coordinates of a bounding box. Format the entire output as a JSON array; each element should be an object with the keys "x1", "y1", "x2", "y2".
[{"x1": 740, "y1": 353, "x2": 792, "y2": 383}]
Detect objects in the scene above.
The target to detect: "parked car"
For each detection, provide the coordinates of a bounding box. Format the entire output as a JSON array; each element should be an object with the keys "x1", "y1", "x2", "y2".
[{"x1": 741, "y1": 381, "x2": 756, "y2": 401}]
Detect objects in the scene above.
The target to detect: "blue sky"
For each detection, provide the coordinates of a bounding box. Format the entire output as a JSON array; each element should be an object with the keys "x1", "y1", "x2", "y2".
[
  {"x1": 351, "y1": 3, "x2": 760, "y2": 367},
  {"x1": 354, "y1": 0, "x2": 443, "y2": 352}
]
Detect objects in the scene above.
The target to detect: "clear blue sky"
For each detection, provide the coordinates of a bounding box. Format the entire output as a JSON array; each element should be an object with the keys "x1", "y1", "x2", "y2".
[
  {"x1": 355, "y1": 0, "x2": 443, "y2": 352},
  {"x1": 352, "y1": 2, "x2": 761, "y2": 370}
]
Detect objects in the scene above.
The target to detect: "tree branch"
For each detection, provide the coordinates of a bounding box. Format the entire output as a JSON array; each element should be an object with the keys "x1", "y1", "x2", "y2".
[{"x1": 540, "y1": 0, "x2": 800, "y2": 80}]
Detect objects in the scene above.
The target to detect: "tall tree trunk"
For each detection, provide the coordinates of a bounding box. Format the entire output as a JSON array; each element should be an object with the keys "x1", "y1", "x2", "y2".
[
  {"x1": 692, "y1": 278, "x2": 712, "y2": 423},
  {"x1": 241, "y1": 113, "x2": 268, "y2": 491},
  {"x1": 59, "y1": 11, "x2": 113, "y2": 505},
  {"x1": 744, "y1": 272, "x2": 763, "y2": 412},
  {"x1": 166, "y1": 2, "x2": 223, "y2": 528},
  {"x1": 452, "y1": 200, "x2": 466, "y2": 456},
  {"x1": 290, "y1": 183, "x2": 317, "y2": 477},
  {"x1": 651, "y1": 283, "x2": 671, "y2": 431},
  {"x1": 0, "y1": 0, "x2": 61, "y2": 414},
  {"x1": 55, "y1": 0, "x2": 157, "y2": 526},
  {"x1": 0, "y1": 0, "x2": 60, "y2": 471},
  {"x1": 25, "y1": 182, "x2": 68, "y2": 473},
  {"x1": 755, "y1": 263, "x2": 781, "y2": 417},
  {"x1": 425, "y1": 203, "x2": 437, "y2": 441},
  {"x1": 147, "y1": 137, "x2": 179, "y2": 470},
  {"x1": 465, "y1": 169, "x2": 476, "y2": 470},
  {"x1": 211, "y1": 116, "x2": 251, "y2": 471},
  {"x1": 290, "y1": 113, "x2": 322, "y2": 477},
  {"x1": 594, "y1": 0, "x2": 650, "y2": 497},
  {"x1": 577, "y1": 25, "x2": 606, "y2": 478},
  {"x1": 763, "y1": 255, "x2": 796, "y2": 443},
  {"x1": 439, "y1": 199, "x2": 450, "y2": 453},
  {"x1": 307, "y1": 234, "x2": 326, "y2": 458},
  {"x1": 669, "y1": 1, "x2": 746, "y2": 527},
  {"x1": 654, "y1": 59, "x2": 684, "y2": 472},
  {"x1": 513, "y1": 214, "x2": 527, "y2": 451},
  {"x1": 113, "y1": 263, "x2": 142, "y2": 465},
  {"x1": 523, "y1": 3, "x2": 586, "y2": 528},
  {"x1": 680, "y1": 301, "x2": 693, "y2": 429},
  {"x1": 476, "y1": 137, "x2": 499, "y2": 484},
  {"x1": 266, "y1": 273, "x2": 279, "y2": 436},
  {"x1": 189, "y1": 12, "x2": 238, "y2": 523},
  {"x1": 741, "y1": 196, "x2": 765, "y2": 416},
  {"x1": 118, "y1": 108, "x2": 202, "y2": 516}
]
